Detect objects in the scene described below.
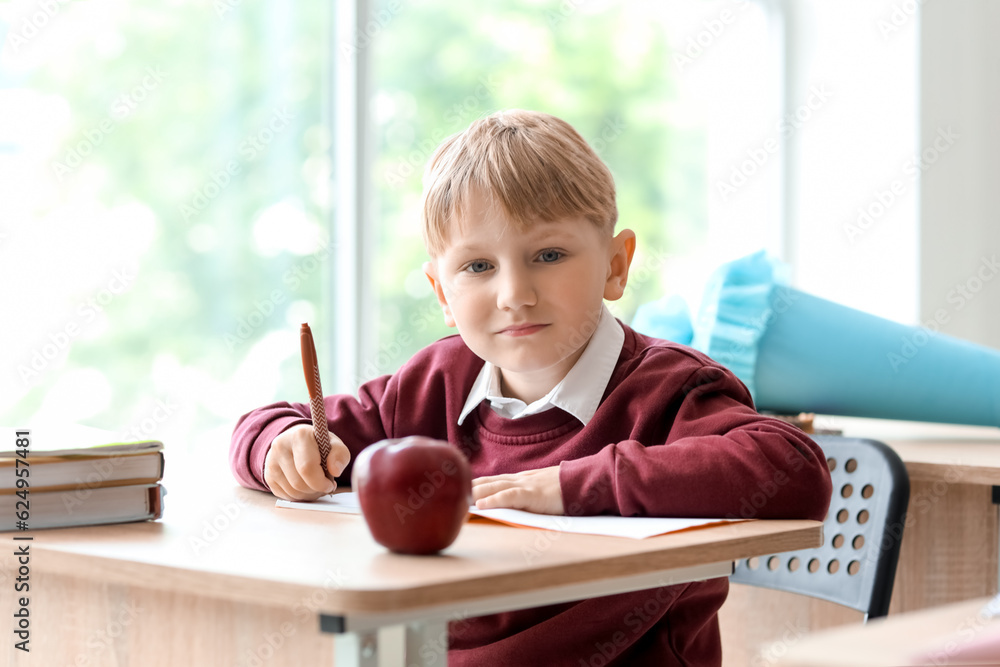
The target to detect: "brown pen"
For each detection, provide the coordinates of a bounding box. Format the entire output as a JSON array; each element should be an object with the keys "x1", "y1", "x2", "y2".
[{"x1": 300, "y1": 323, "x2": 332, "y2": 474}]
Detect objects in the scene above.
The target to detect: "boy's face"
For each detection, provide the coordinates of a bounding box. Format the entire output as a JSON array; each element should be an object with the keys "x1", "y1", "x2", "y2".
[{"x1": 425, "y1": 191, "x2": 635, "y2": 403}]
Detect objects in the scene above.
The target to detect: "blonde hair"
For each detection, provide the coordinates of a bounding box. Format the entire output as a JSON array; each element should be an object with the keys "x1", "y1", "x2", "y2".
[{"x1": 420, "y1": 109, "x2": 618, "y2": 256}]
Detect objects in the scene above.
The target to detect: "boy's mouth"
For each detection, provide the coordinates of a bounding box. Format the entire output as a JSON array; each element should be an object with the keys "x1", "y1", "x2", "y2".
[{"x1": 497, "y1": 323, "x2": 549, "y2": 337}]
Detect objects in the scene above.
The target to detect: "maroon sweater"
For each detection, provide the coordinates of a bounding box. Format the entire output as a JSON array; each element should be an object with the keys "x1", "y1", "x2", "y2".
[{"x1": 231, "y1": 324, "x2": 832, "y2": 666}]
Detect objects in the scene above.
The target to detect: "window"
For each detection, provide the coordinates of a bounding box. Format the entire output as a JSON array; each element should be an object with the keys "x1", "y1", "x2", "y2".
[
  {"x1": 1, "y1": 2, "x2": 331, "y2": 450},
  {"x1": 1, "y1": 1, "x2": 781, "y2": 444}
]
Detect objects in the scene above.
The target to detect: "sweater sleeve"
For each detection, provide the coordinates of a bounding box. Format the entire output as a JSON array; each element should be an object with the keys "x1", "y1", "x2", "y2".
[
  {"x1": 558, "y1": 362, "x2": 833, "y2": 521},
  {"x1": 229, "y1": 374, "x2": 395, "y2": 492}
]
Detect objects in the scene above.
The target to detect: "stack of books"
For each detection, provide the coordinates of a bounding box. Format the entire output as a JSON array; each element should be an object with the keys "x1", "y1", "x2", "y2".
[{"x1": 1, "y1": 427, "x2": 165, "y2": 531}]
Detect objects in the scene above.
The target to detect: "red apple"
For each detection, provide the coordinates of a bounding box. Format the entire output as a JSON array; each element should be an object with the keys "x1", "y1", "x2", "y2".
[{"x1": 351, "y1": 436, "x2": 472, "y2": 555}]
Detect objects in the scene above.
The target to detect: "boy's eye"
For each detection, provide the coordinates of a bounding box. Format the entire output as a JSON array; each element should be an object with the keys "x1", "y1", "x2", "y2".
[
  {"x1": 538, "y1": 249, "x2": 563, "y2": 263},
  {"x1": 465, "y1": 260, "x2": 492, "y2": 274}
]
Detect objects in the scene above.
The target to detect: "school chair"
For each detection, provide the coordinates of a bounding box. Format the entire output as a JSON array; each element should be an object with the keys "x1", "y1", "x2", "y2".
[{"x1": 730, "y1": 435, "x2": 910, "y2": 621}]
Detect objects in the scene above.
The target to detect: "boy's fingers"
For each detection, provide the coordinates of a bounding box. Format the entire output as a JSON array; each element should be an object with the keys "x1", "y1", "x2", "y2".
[
  {"x1": 266, "y1": 467, "x2": 294, "y2": 501},
  {"x1": 293, "y1": 434, "x2": 335, "y2": 493},
  {"x1": 473, "y1": 488, "x2": 505, "y2": 508},
  {"x1": 325, "y1": 435, "x2": 351, "y2": 478},
  {"x1": 475, "y1": 487, "x2": 525, "y2": 510},
  {"x1": 471, "y1": 467, "x2": 563, "y2": 514},
  {"x1": 273, "y1": 465, "x2": 326, "y2": 501},
  {"x1": 472, "y1": 473, "x2": 515, "y2": 488},
  {"x1": 471, "y1": 479, "x2": 512, "y2": 502},
  {"x1": 264, "y1": 449, "x2": 289, "y2": 497},
  {"x1": 471, "y1": 473, "x2": 524, "y2": 498},
  {"x1": 267, "y1": 426, "x2": 331, "y2": 500},
  {"x1": 284, "y1": 458, "x2": 322, "y2": 496},
  {"x1": 297, "y1": 452, "x2": 335, "y2": 493}
]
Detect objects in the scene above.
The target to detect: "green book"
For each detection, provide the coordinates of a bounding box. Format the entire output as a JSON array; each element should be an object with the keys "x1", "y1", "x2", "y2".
[
  {"x1": 1, "y1": 425, "x2": 164, "y2": 494},
  {"x1": 0, "y1": 426, "x2": 166, "y2": 531}
]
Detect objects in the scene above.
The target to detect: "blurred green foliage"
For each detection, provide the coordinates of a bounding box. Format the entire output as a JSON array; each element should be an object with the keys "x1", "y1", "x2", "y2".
[
  {"x1": 4, "y1": 0, "x2": 704, "y2": 434},
  {"x1": 5, "y1": 1, "x2": 330, "y2": 432}
]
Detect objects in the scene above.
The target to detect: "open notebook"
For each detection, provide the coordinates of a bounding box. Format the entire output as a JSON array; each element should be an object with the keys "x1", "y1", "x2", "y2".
[{"x1": 275, "y1": 492, "x2": 745, "y2": 540}]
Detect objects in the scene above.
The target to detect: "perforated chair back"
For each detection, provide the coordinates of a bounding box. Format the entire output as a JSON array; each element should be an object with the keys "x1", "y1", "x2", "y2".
[{"x1": 730, "y1": 436, "x2": 910, "y2": 620}]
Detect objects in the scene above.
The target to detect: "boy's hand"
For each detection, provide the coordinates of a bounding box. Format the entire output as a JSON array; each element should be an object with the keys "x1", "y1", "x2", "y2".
[
  {"x1": 264, "y1": 424, "x2": 351, "y2": 501},
  {"x1": 472, "y1": 466, "x2": 564, "y2": 515}
]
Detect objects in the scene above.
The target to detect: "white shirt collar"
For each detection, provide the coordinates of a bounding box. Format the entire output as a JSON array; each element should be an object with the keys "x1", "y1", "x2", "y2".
[{"x1": 457, "y1": 304, "x2": 625, "y2": 426}]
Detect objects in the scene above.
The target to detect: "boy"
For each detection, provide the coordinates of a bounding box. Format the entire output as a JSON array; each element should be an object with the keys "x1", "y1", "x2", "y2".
[{"x1": 230, "y1": 109, "x2": 832, "y2": 666}]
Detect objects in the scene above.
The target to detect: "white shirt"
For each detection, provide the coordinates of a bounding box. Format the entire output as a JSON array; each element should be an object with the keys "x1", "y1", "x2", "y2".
[{"x1": 457, "y1": 305, "x2": 625, "y2": 426}]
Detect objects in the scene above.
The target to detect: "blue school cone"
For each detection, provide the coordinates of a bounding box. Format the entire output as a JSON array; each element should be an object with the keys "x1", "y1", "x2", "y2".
[
  {"x1": 631, "y1": 294, "x2": 695, "y2": 345},
  {"x1": 689, "y1": 251, "x2": 1000, "y2": 427}
]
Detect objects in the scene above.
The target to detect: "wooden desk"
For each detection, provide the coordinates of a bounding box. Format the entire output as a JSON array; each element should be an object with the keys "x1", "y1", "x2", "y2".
[
  {"x1": 1, "y1": 461, "x2": 822, "y2": 667},
  {"x1": 774, "y1": 596, "x2": 1000, "y2": 667},
  {"x1": 720, "y1": 418, "x2": 1000, "y2": 667}
]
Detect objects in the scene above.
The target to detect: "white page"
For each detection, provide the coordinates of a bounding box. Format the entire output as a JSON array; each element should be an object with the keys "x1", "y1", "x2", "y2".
[
  {"x1": 278, "y1": 492, "x2": 363, "y2": 514},
  {"x1": 276, "y1": 492, "x2": 745, "y2": 539}
]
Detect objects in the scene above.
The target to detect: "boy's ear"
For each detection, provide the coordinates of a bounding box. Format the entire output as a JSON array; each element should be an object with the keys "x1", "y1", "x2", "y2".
[
  {"x1": 604, "y1": 229, "x2": 637, "y2": 301},
  {"x1": 423, "y1": 261, "x2": 457, "y2": 328}
]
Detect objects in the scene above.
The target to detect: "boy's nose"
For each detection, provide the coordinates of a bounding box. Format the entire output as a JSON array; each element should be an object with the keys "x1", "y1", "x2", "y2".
[{"x1": 496, "y1": 268, "x2": 537, "y2": 311}]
